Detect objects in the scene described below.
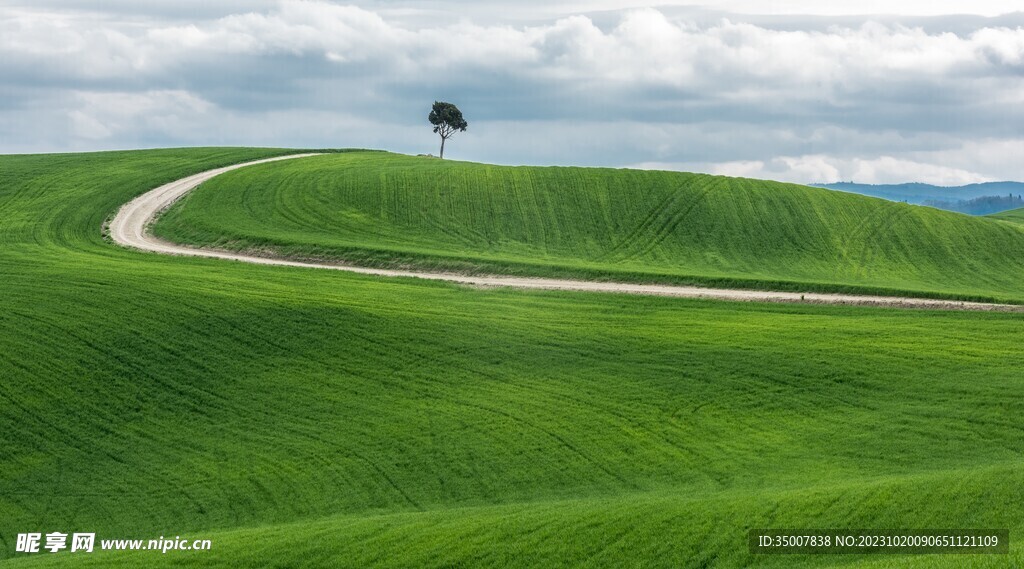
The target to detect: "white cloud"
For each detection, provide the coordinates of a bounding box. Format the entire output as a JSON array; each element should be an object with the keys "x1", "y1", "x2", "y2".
[
  {"x1": 675, "y1": 1, "x2": 1021, "y2": 17},
  {"x1": 11, "y1": 1, "x2": 1024, "y2": 20},
  {"x1": 68, "y1": 90, "x2": 214, "y2": 141},
  {"x1": 536, "y1": 1, "x2": 1022, "y2": 18},
  {"x1": 5, "y1": 2, "x2": 1024, "y2": 90},
  {"x1": 68, "y1": 111, "x2": 112, "y2": 140},
  {"x1": 691, "y1": 154, "x2": 993, "y2": 185},
  {"x1": 2, "y1": 1, "x2": 1024, "y2": 184}
]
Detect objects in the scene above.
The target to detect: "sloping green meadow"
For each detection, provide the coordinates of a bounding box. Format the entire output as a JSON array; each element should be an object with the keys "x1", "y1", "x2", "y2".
[
  {"x1": 990, "y1": 207, "x2": 1024, "y2": 225},
  {"x1": 1, "y1": 149, "x2": 1022, "y2": 567},
  {"x1": 154, "y1": 152, "x2": 1024, "y2": 302}
]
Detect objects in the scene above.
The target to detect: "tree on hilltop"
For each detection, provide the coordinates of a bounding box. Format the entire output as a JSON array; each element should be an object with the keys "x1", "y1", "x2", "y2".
[{"x1": 428, "y1": 101, "x2": 467, "y2": 159}]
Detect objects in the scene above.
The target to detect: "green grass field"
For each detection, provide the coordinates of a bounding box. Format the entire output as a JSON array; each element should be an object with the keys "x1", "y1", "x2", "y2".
[
  {"x1": 989, "y1": 207, "x2": 1024, "y2": 225},
  {"x1": 153, "y1": 152, "x2": 1024, "y2": 302},
  {"x1": 1, "y1": 148, "x2": 1023, "y2": 568}
]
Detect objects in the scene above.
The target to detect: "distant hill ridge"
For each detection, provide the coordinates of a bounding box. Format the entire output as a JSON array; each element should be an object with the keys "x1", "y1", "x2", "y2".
[{"x1": 814, "y1": 181, "x2": 1024, "y2": 215}]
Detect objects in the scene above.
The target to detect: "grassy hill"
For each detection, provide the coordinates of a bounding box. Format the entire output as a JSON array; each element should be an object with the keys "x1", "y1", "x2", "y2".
[
  {"x1": 153, "y1": 152, "x2": 1024, "y2": 302},
  {"x1": 1, "y1": 149, "x2": 1023, "y2": 567},
  {"x1": 989, "y1": 207, "x2": 1024, "y2": 224}
]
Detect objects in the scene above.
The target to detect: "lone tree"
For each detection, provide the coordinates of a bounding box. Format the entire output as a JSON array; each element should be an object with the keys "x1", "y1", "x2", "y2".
[{"x1": 428, "y1": 101, "x2": 467, "y2": 159}]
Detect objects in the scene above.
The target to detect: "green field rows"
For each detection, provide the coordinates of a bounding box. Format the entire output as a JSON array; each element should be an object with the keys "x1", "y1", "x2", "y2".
[
  {"x1": 154, "y1": 152, "x2": 1024, "y2": 302},
  {"x1": 1, "y1": 149, "x2": 1022, "y2": 567}
]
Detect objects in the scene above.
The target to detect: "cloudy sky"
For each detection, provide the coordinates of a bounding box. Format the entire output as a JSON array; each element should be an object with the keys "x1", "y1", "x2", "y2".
[{"x1": 2, "y1": 1, "x2": 1023, "y2": 184}]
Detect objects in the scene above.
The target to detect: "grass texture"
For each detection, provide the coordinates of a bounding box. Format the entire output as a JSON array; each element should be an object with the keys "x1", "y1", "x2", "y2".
[
  {"x1": 153, "y1": 152, "x2": 1024, "y2": 302},
  {"x1": 989, "y1": 207, "x2": 1024, "y2": 225},
  {"x1": 0, "y1": 149, "x2": 1022, "y2": 568}
]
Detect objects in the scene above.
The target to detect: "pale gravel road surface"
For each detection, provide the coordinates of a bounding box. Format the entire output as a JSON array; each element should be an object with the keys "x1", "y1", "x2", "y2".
[{"x1": 108, "y1": 154, "x2": 1024, "y2": 312}]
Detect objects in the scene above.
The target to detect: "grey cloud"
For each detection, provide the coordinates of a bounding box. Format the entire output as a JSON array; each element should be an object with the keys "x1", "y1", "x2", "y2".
[{"x1": 3, "y1": 1, "x2": 280, "y2": 21}]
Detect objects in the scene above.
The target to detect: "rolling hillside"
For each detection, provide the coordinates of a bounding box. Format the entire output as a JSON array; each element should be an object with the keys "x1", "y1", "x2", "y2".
[
  {"x1": 154, "y1": 152, "x2": 1024, "y2": 302},
  {"x1": 1, "y1": 149, "x2": 1023, "y2": 568},
  {"x1": 990, "y1": 207, "x2": 1024, "y2": 224}
]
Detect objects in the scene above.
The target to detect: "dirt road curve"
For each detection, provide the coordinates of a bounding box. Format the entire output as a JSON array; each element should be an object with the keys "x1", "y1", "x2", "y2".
[{"x1": 108, "y1": 154, "x2": 1024, "y2": 312}]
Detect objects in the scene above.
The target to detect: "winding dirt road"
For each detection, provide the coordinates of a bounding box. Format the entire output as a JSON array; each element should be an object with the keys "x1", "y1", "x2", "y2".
[{"x1": 108, "y1": 153, "x2": 1023, "y2": 312}]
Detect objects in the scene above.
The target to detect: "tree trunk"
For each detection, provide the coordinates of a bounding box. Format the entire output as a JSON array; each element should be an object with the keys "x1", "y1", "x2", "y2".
[{"x1": 440, "y1": 136, "x2": 446, "y2": 159}]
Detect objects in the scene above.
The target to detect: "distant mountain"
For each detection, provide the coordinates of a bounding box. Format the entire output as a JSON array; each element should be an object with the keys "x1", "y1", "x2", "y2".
[
  {"x1": 812, "y1": 181, "x2": 1024, "y2": 215},
  {"x1": 921, "y1": 195, "x2": 1024, "y2": 216}
]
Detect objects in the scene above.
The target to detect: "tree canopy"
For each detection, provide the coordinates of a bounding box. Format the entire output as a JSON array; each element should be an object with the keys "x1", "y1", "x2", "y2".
[{"x1": 428, "y1": 101, "x2": 468, "y2": 159}]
